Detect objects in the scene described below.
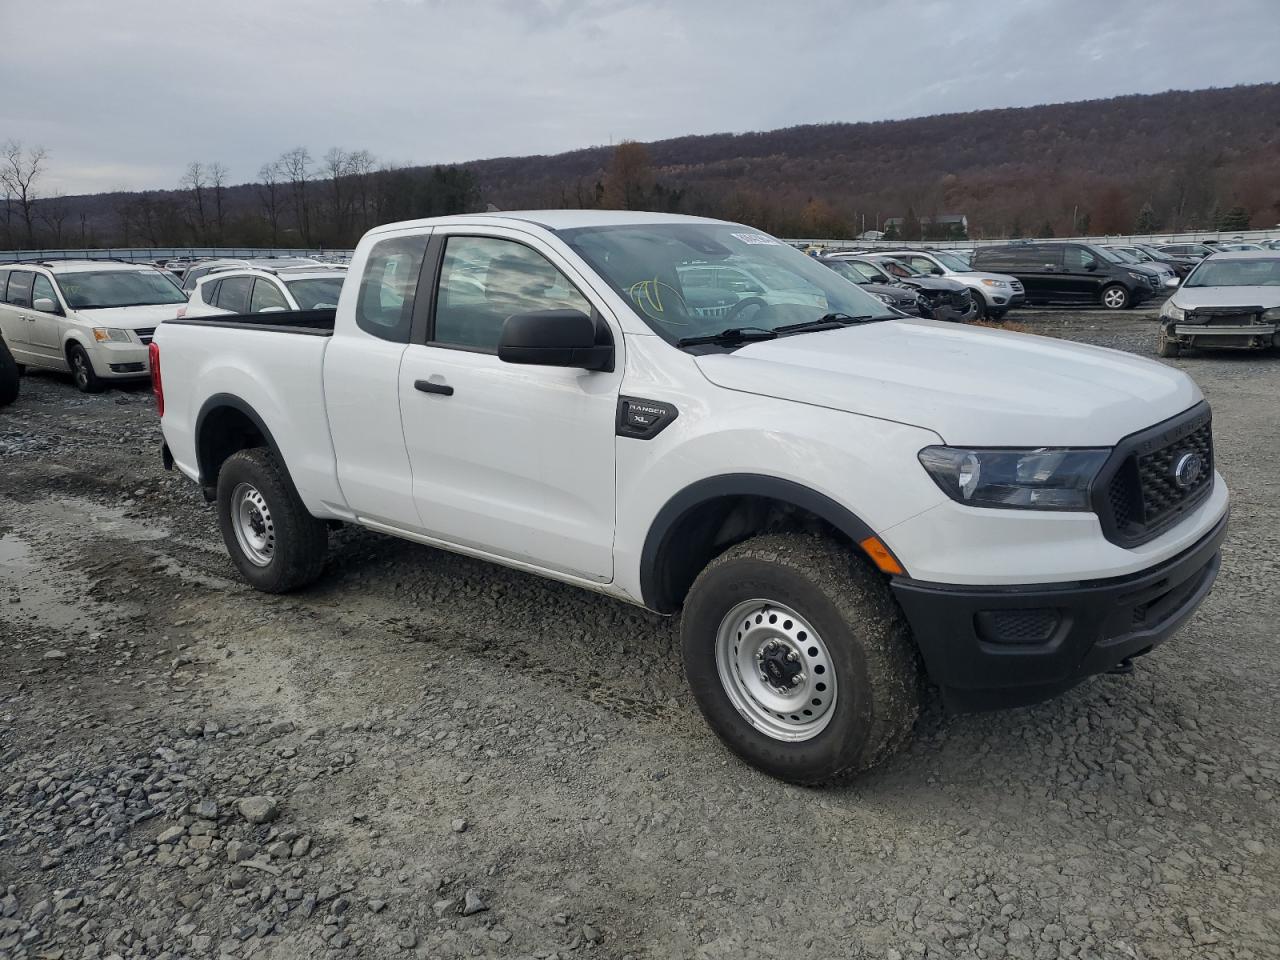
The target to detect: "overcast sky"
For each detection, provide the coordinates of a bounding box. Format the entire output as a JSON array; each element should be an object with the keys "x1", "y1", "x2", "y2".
[{"x1": 4, "y1": 0, "x2": 1279, "y2": 196}]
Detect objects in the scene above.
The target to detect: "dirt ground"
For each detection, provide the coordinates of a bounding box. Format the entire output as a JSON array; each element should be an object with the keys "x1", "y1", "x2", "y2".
[{"x1": 1, "y1": 306, "x2": 1277, "y2": 960}]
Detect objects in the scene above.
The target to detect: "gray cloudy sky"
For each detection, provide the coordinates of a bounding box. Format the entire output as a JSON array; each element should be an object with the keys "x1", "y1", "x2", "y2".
[{"x1": 5, "y1": 0, "x2": 1278, "y2": 196}]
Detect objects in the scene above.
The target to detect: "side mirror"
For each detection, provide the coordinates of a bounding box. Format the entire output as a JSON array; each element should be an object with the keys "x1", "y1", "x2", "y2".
[
  {"x1": 930, "y1": 266, "x2": 944, "y2": 276},
  {"x1": 1085, "y1": 261, "x2": 1098, "y2": 271},
  {"x1": 34, "y1": 297, "x2": 59, "y2": 314},
  {"x1": 498, "y1": 309, "x2": 613, "y2": 371}
]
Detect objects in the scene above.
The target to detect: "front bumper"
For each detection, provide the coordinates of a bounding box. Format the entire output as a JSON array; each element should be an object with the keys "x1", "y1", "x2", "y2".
[
  {"x1": 890, "y1": 512, "x2": 1227, "y2": 712},
  {"x1": 89, "y1": 341, "x2": 151, "y2": 379}
]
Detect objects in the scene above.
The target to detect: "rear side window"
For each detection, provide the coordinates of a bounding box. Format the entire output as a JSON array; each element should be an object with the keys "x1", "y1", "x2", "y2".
[
  {"x1": 215, "y1": 276, "x2": 253, "y2": 314},
  {"x1": 249, "y1": 278, "x2": 290, "y2": 313},
  {"x1": 355, "y1": 234, "x2": 429, "y2": 343},
  {"x1": 0, "y1": 270, "x2": 9, "y2": 302},
  {"x1": 6, "y1": 271, "x2": 34, "y2": 308},
  {"x1": 201, "y1": 279, "x2": 221, "y2": 305}
]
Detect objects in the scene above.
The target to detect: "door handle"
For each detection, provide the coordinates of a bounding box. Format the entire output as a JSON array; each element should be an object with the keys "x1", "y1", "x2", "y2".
[{"x1": 414, "y1": 379, "x2": 454, "y2": 396}]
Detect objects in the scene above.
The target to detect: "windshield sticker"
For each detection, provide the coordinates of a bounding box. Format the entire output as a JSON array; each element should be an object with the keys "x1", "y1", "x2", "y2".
[{"x1": 730, "y1": 232, "x2": 780, "y2": 246}]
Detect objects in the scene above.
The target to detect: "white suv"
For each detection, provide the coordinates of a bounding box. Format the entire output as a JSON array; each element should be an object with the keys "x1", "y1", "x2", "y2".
[
  {"x1": 0, "y1": 261, "x2": 187, "y2": 392},
  {"x1": 181, "y1": 267, "x2": 346, "y2": 318}
]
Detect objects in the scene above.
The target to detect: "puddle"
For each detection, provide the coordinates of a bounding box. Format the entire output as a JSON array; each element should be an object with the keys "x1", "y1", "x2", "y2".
[
  {"x1": 0, "y1": 532, "x2": 107, "y2": 633},
  {"x1": 48, "y1": 496, "x2": 171, "y2": 542}
]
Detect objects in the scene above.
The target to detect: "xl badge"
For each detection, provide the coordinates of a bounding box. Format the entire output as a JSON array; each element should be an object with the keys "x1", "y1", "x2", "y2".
[{"x1": 1173, "y1": 452, "x2": 1204, "y2": 489}]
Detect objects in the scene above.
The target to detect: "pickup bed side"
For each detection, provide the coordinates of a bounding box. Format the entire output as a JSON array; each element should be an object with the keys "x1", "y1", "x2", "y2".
[{"x1": 157, "y1": 310, "x2": 348, "y2": 517}]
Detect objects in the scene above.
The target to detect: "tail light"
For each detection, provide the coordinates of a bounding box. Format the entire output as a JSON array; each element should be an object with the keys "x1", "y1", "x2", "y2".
[{"x1": 148, "y1": 341, "x2": 163, "y2": 417}]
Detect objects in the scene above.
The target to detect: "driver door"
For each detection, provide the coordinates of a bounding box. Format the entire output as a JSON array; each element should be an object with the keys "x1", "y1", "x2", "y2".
[{"x1": 398, "y1": 229, "x2": 621, "y2": 581}]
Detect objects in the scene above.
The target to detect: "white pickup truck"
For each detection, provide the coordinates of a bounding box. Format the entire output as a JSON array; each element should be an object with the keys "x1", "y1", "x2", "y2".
[{"x1": 153, "y1": 211, "x2": 1229, "y2": 784}]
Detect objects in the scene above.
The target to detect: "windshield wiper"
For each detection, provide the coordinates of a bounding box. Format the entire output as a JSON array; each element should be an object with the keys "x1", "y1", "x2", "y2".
[
  {"x1": 677, "y1": 326, "x2": 778, "y2": 347},
  {"x1": 773, "y1": 312, "x2": 888, "y2": 334}
]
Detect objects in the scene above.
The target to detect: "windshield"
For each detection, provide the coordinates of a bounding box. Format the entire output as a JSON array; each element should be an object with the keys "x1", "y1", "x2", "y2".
[
  {"x1": 560, "y1": 223, "x2": 897, "y2": 344},
  {"x1": 57, "y1": 270, "x2": 187, "y2": 309},
  {"x1": 1184, "y1": 257, "x2": 1280, "y2": 287},
  {"x1": 931, "y1": 251, "x2": 972, "y2": 272},
  {"x1": 1107, "y1": 247, "x2": 1141, "y2": 264},
  {"x1": 286, "y1": 277, "x2": 344, "y2": 309},
  {"x1": 874, "y1": 257, "x2": 923, "y2": 278},
  {"x1": 1091, "y1": 245, "x2": 1124, "y2": 264}
]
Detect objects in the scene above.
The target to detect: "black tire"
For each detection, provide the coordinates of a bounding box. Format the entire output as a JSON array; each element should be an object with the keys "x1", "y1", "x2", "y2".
[
  {"x1": 1156, "y1": 331, "x2": 1181, "y2": 358},
  {"x1": 988, "y1": 310, "x2": 1007, "y2": 323},
  {"x1": 68, "y1": 343, "x2": 105, "y2": 393},
  {"x1": 0, "y1": 339, "x2": 18, "y2": 407},
  {"x1": 1100, "y1": 284, "x2": 1130, "y2": 311},
  {"x1": 680, "y1": 534, "x2": 920, "y2": 784},
  {"x1": 969, "y1": 290, "x2": 988, "y2": 320},
  {"x1": 216, "y1": 447, "x2": 328, "y2": 593}
]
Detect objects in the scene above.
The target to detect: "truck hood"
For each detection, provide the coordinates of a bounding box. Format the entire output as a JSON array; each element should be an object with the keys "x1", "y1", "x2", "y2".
[
  {"x1": 73, "y1": 303, "x2": 185, "y2": 327},
  {"x1": 694, "y1": 318, "x2": 1201, "y2": 447},
  {"x1": 1171, "y1": 286, "x2": 1280, "y2": 310}
]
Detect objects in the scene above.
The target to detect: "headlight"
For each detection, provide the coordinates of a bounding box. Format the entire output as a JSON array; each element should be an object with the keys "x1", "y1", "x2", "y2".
[
  {"x1": 918, "y1": 446, "x2": 1109, "y2": 511},
  {"x1": 1262, "y1": 307, "x2": 1280, "y2": 321},
  {"x1": 876, "y1": 293, "x2": 895, "y2": 305},
  {"x1": 1127, "y1": 271, "x2": 1148, "y2": 282},
  {"x1": 92, "y1": 327, "x2": 132, "y2": 342},
  {"x1": 980, "y1": 278, "x2": 1009, "y2": 288},
  {"x1": 1162, "y1": 303, "x2": 1186, "y2": 321}
]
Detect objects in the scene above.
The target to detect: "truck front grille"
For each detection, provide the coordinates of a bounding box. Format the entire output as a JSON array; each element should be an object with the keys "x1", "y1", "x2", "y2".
[{"x1": 1095, "y1": 404, "x2": 1214, "y2": 548}]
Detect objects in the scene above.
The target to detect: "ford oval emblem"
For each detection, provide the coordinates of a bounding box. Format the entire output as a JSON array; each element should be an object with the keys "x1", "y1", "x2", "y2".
[{"x1": 1173, "y1": 452, "x2": 1204, "y2": 489}]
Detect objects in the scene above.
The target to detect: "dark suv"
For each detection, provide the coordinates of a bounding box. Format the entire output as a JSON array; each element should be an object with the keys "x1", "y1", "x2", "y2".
[{"x1": 970, "y1": 242, "x2": 1161, "y2": 310}]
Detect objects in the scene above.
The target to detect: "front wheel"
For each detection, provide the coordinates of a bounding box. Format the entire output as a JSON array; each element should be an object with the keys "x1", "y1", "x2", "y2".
[
  {"x1": 680, "y1": 534, "x2": 920, "y2": 784},
  {"x1": 1156, "y1": 331, "x2": 1181, "y2": 358},
  {"x1": 1100, "y1": 284, "x2": 1130, "y2": 310},
  {"x1": 216, "y1": 448, "x2": 329, "y2": 592},
  {"x1": 68, "y1": 344, "x2": 104, "y2": 393},
  {"x1": 969, "y1": 290, "x2": 988, "y2": 321}
]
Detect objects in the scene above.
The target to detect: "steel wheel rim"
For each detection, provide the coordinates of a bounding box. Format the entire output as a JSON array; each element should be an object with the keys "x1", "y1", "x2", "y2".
[
  {"x1": 231, "y1": 482, "x2": 275, "y2": 567},
  {"x1": 714, "y1": 599, "x2": 837, "y2": 742},
  {"x1": 1104, "y1": 288, "x2": 1126, "y2": 308}
]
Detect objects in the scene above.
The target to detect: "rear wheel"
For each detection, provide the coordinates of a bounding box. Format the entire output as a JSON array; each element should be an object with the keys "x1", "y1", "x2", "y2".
[
  {"x1": 680, "y1": 534, "x2": 920, "y2": 784},
  {"x1": 216, "y1": 448, "x2": 328, "y2": 593},
  {"x1": 68, "y1": 344, "x2": 104, "y2": 393},
  {"x1": 1101, "y1": 284, "x2": 1130, "y2": 310}
]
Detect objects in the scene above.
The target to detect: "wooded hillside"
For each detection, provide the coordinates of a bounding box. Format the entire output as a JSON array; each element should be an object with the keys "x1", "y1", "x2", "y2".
[{"x1": 5, "y1": 83, "x2": 1277, "y2": 249}]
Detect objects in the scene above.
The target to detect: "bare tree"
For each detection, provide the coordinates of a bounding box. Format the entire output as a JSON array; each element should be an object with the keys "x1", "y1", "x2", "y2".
[
  {"x1": 278, "y1": 147, "x2": 314, "y2": 245},
  {"x1": 38, "y1": 193, "x2": 69, "y2": 246},
  {"x1": 348, "y1": 150, "x2": 376, "y2": 233},
  {"x1": 180, "y1": 161, "x2": 210, "y2": 242},
  {"x1": 323, "y1": 147, "x2": 352, "y2": 243},
  {"x1": 209, "y1": 162, "x2": 229, "y2": 240},
  {"x1": 257, "y1": 161, "x2": 284, "y2": 245},
  {"x1": 1, "y1": 140, "x2": 49, "y2": 246}
]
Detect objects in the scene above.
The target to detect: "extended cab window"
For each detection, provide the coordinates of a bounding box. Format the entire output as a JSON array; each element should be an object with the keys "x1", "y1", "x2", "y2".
[
  {"x1": 249, "y1": 278, "x2": 289, "y2": 313},
  {"x1": 432, "y1": 236, "x2": 590, "y2": 353},
  {"x1": 355, "y1": 235, "x2": 429, "y2": 343}
]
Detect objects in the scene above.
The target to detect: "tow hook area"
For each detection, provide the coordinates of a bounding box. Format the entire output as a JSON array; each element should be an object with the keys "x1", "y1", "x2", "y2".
[{"x1": 1108, "y1": 657, "x2": 1135, "y2": 676}]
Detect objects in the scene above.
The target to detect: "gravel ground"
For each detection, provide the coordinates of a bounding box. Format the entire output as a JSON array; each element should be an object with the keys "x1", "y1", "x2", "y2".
[{"x1": 1, "y1": 306, "x2": 1278, "y2": 960}]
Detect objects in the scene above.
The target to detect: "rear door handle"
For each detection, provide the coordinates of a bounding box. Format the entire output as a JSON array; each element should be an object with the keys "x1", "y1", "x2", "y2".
[{"x1": 414, "y1": 379, "x2": 454, "y2": 396}]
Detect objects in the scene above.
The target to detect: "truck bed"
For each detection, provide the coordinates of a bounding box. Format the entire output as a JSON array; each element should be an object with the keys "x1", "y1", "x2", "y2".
[{"x1": 166, "y1": 308, "x2": 336, "y2": 336}]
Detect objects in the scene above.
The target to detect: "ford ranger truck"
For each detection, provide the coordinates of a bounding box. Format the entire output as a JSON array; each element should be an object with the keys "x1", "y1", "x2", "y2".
[{"x1": 151, "y1": 212, "x2": 1229, "y2": 784}]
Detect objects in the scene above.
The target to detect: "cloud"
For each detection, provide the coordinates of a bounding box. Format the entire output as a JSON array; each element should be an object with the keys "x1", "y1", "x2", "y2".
[{"x1": 3, "y1": 0, "x2": 1278, "y2": 195}]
